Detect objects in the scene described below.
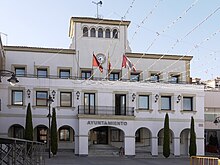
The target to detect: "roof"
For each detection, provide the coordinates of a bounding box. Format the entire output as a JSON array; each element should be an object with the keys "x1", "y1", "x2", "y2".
[
  {"x1": 69, "y1": 16, "x2": 131, "y2": 38},
  {"x1": 3, "y1": 46, "x2": 75, "y2": 54},
  {"x1": 126, "y1": 52, "x2": 193, "y2": 61}
]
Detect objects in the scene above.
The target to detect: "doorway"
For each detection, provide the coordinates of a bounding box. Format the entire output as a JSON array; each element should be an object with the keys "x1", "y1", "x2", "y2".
[
  {"x1": 93, "y1": 126, "x2": 108, "y2": 144},
  {"x1": 115, "y1": 94, "x2": 126, "y2": 115}
]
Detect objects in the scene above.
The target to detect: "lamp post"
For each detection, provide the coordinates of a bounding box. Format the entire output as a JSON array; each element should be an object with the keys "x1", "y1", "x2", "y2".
[
  {"x1": 0, "y1": 70, "x2": 19, "y2": 85},
  {"x1": 47, "y1": 95, "x2": 54, "y2": 158}
]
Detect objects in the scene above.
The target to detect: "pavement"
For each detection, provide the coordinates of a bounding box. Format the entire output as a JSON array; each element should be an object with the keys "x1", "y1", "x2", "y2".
[{"x1": 44, "y1": 152, "x2": 191, "y2": 165}]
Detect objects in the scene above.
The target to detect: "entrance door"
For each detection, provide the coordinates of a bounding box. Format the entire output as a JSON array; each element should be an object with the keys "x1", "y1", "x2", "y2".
[
  {"x1": 94, "y1": 127, "x2": 108, "y2": 144},
  {"x1": 115, "y1": 94, "x2": 126, "y2": 115}
]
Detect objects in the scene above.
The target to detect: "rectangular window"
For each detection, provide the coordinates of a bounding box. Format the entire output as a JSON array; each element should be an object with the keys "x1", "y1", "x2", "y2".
[
  {"x1": 59, "y1": 69, "x2": 70, "y2": 79},
  {"x1": 15, "y1": 67, "x2": 25, "y2": 77},
  {"x1": 84, "y1": 93, "x2": 95, "y2": 114},
  {"x1": 12, "y1": 90, "x2": 23, "y2": 105},
  {"x1": 150, "y1": 74, "x2": 159, "y2": 82},
  {"x1": 130, "y1": 73, "x2": 140, "y2": 81},
  {"x1": 170, "y1": 75, "x2": 180, "y2": 83},
  {"x1": 81, "y1": 71, "x2": 91, "y2": 80},
  {"x1": 161, "y1": 96, "x2": 171, "y2": 110},
  {"x1": 109, "y1": 72, "x2": 119, "y2": 81},
  {"x1": 59, "y1": 127, "x2": 70, "y2": 141},
  {"x1": 36, "y1": 91, "x2": 48, "y2": 106},
  {"x1": 37, "y1": 68, "x2": 48, "y2": 78},
  {"x1": 138, "y1": 95, "x2": 149, "y2": 110},
  {"x1": 111, "y1": 129, "x2": 124, "y2": 142},
  {"x1": 183, "y1": 97, "x2": 193, "y2": 111},
  {"x1": 60, "y1": 92, "x2": 72, "y2": 107}
]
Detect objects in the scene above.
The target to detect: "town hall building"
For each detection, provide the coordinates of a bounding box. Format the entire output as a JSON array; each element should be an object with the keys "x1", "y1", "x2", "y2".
[{"x1": 0, "y1": 16, "x2": 204, "y2": 157}]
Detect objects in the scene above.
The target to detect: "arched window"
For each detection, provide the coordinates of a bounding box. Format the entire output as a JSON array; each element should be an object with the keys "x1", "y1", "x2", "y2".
[
  {"x1": 90, "y1": 28, "x2": 96, "y2": 37},
  {"x1": 113, "y1": 29, "x2": 118, "y2": 38},
  {"x1": 83, "y1": 27, "x2": 88, "y2": 37},
  {"x1": 105, "y1": 29, "x2": 110, "y2": 38},
  {"x1": 98, "y1": 28, "x2": 103, "y2": 38}
]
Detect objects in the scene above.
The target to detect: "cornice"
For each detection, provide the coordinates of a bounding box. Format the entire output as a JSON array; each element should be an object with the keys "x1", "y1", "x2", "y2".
[
  {"x1": 70, "y1": 17, "x2": 130, "y2": 26},
  {"x1": 4, "y1": 46, "x2": 75, "y2": 55},
  {"x1": 126, "y1": 52, "x2": 193, "y2": 61}
]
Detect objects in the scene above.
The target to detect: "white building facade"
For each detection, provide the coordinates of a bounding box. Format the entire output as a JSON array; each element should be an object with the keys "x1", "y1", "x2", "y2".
[
  {"x1": 204, "y1": 89, "x2": 220, "y2": 153},
  {"x1": 0, "y1": 17, "x2": 204, "y2": 157}
]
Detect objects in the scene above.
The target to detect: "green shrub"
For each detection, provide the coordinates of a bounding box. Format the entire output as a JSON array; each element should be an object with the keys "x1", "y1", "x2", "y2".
[
  {"x1": 163, "y1": 113, "x2": 170, "y2": 158},
  {"x1": 189, "y1": 116, "x2": 197, "y2": 156},
  {"x1": 51, "y1": 108, "x2": 58, "y2": 155}
]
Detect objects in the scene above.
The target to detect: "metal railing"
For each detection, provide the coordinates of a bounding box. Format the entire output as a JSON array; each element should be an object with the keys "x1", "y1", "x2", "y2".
[
  {"x1": 13, "y1": 74, "x2": 192, "y2": 84},
  {"x1": 0, "y1": 137, "x2": 45, "y2": 165},
  {"x1": 78, "y1": 105, "x2": 134, "y2": 116}
]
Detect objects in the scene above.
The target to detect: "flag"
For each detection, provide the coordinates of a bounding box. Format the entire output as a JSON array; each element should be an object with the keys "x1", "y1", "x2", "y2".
[
  {"x1": 92, "y1": 54, "x2": 103, "y2": 73},
  {"x1": 122, "y1": 54, "x2": 136, "y2": 72},
  {"x1": 108, "y1": 54, "x2": 111, "y2": 72}
]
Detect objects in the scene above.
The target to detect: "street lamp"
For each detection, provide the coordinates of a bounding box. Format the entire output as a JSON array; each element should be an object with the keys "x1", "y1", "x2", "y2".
[
  {"x1": 214, "y1": 116, "x2": 220, "y2": 125},
  {"x1": 0, "y1": 70, "x2": 19, "y2": 86},
  {"x1": 47, "y1": 94, "x2": 54, "y2": 158}
]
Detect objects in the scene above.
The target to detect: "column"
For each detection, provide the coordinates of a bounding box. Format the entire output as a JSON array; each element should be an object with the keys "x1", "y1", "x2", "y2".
[
  {"x1": 151, "y1": 137, "x2": 158, "y2": 156},
  {"x1": 74, "y1": 134, "x2": 79, "y2": 156},
  {"x1": 174, "y1": 137, "x2": 180, "y2": 156},
  {"x1": 196, "y1": 137, "x2": 205, "y2": 155},
  {"x1": 124, "y1": 136, "x2": 135, "y2": 157},
  {"x1": 78, "y1": 135, "x2": 88, "y2": 156}
]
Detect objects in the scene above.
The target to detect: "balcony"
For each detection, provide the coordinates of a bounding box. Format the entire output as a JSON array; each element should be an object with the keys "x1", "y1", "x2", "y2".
[
  {"x1": 12, "y1": 74, "x2": 193, "y2": 84},
  {"x1": 78, "y1": 105, "x2": 134, "y2": 116}
]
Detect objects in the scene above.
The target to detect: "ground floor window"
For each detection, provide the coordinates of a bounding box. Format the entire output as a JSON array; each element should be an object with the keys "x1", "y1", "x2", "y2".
[
  {"x1": 13, "y1": 125, "x2": 24, "y2": 138},
  {"x1": 37, "y1": 127, "x2": 47, "y2": 143},
  {"x1": 111, "y1": 129, "x2": 124, "y2": 142},
  {"x1": 135, "y1": 129, "x2": 141, "y2": 142},
  {"x1": 59, "y1": 127, "x2": 70, "y2": 141}
]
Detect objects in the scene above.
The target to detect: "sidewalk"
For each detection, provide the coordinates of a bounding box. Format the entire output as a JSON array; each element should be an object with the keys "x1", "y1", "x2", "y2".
[{"x1": 44, "y1": 152, "x2": 190, "y2": 165}]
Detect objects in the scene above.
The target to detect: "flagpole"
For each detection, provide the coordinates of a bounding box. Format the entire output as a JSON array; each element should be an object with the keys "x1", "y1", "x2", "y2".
[
  {"x1": 92, "y1": 52, "x2": 94, "y2": 76},
  {"x1": 106, "y1": 52, "x2": 109, "y2": 79},
  {"x1": 77, "y1": 50, "x2": 80, "y2": 78}
]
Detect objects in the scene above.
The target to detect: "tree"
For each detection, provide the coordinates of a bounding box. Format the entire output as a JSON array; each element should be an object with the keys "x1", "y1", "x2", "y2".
[
  {"x1": 189, "y1": 116, "x2": 197, "y2": 156},
  {"x1": 24, "y1": 103, "x2": 33, "y2": 140},
  {"x1": 51, "y1": 108, "x2": 58, "y2": 155},
  {"x1": 163, "y1": 113, "x2": 170, "y2": 158}
]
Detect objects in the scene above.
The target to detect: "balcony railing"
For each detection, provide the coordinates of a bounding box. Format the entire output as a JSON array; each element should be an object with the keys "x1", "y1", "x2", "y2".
[
  {"x1": 78, "y1": 105, "x2": 134, "y2": 116},
  {"x1": 13, "y1": 74, "x2": 193, "y2": 84}
]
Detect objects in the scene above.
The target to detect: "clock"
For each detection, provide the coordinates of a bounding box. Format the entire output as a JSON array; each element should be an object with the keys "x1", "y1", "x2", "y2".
[{"x1": 96, "y1": 54, "x2": 106, "y2": 64}]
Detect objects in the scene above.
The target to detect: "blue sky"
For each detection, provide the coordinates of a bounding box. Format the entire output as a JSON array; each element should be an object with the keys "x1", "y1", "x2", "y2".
[{"x1": 1, "y1": 0, "x2": 220, "y2": 81}]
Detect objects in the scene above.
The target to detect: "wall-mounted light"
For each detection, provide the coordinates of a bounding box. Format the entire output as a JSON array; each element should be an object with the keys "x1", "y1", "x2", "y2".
[
  {"x1": 214, "y1": 116, "x2": 220, "y2": 125},
  {"x1": 51, "y1": 90, "x2": 56, "y2": 99},
  {"x1": 155, "y1": 94, "x2": 159, "y2": 103},
  {"x1": 76, "y1": 91, "x2": 80, "y2": 100},
  {"x1": 132, "y1": 93, "x2": 136, "y2": 102},
  {"x1": 177, "y1": 95, "x2": 181, "y2": 103},
  {"x1": 27, "y1": 89, "x2": 31, "y2": 98}
]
